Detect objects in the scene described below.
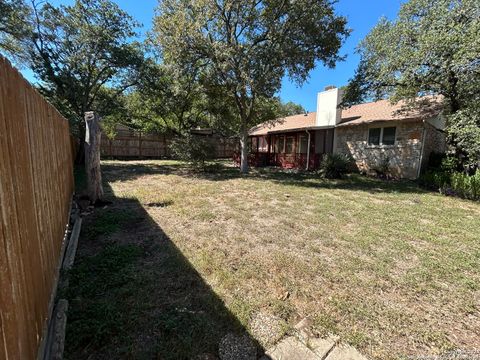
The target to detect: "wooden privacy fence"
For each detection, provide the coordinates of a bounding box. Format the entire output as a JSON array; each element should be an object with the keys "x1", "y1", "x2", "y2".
[
  {"x1": 0, "y1": 57, "x2": 74, "y2": 359},
  {"x1": 101, "y1": 125, "x2": 238, "y2": 159}
]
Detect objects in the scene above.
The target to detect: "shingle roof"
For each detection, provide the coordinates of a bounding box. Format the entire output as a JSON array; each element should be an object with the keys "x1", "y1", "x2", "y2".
[
  {"x1": 338, "y1": 97, "x2": 443, "y2": 127},
  {"x1": 249, "y1": 97, "x2": 443, "y2": 136},
  {"x1": 249, "y1": 112, "x2": 317, "y2": 136}
]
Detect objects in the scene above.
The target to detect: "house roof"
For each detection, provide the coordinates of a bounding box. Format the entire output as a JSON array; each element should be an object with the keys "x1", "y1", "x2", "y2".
[
  {"x1": 249, "y1": 112, "x2": 318, "y2": 136},
  {"x1": 249, "y1": 96, "x2": 443, "y2": 136}
]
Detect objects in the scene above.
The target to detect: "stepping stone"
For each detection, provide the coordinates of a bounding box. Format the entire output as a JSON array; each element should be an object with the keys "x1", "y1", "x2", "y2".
[
  {"x1": 325, "y1": 344, "x2": 369, "y2": 360},
  {"x1": 307, "y1": 336, "x2": 338, "y2": 358},
  {"x1": 264, "y1": 336, "x2": 319, "y2": 360}
]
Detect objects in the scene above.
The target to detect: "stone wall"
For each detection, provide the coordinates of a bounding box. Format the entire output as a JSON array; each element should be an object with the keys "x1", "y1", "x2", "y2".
[{"x1": 334, "y1": 120, "x2": 425, "y2": 179}]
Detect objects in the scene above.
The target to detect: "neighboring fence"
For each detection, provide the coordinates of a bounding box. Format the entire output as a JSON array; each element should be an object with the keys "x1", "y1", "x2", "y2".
[
  {"x1": 0, "y1": 57, "x2": 74, "y2": 359},
  {"x1": 101, "y1": 125, "x2": 238, "y2": 159}
]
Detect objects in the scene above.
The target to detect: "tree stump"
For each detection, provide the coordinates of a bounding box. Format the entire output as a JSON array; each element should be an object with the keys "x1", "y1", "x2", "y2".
[{"x1": 84, "y1": 111, "x2": 104, "y2": 204}]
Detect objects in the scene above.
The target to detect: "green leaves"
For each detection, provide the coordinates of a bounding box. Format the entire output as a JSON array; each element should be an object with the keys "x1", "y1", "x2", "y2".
[
  {"x1": 169, "y1": 133, "x2": 217, "y2": 169},
  {"x1": 0, "y1": 1, "x2": 31, "y2": 59},
  {"x1": 447, "y1": 107, "x2": 480, "y2": 169},
  {"x1": 345, "y1": 0, "x2": 480, "y2": 110},
  {"x1": 153, "y1": 0, "x2": 349, "y2": 119},
  {"x1": 153, "y1": 0, "x2": 349, "y2": 171},
  {"x1": 1, "y1": 0, "x2": 146, "y2": 134},
  {"x1": 343, "y1": 0, "x2": 480, "y2": 169}
]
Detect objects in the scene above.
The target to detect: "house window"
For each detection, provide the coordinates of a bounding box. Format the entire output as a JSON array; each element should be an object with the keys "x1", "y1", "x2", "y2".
[
  {"x1": 298, "y1": 134, "x2": 308, "y2": 154},
  {"x1": 258, "y1": 137, "x2": 268, "y2": 152},
  {"x1": 368, "y1": 127, "x2": 396, "y2": 146},
  {"x1": 285, "y1": 136, "x2": 295, "y2": 154},
  {"x1": 275, "y1": 136, "x2": 284, "y2": 153},
  {"x1": 382, "y1": 127, "x2": 396, "y2": 145},
  {"x1": 250, "y1": 137, "x2": 258, "y2": 152},
  {"x1": 368, "y1": 128, "x2": 381, "y2": 145}
]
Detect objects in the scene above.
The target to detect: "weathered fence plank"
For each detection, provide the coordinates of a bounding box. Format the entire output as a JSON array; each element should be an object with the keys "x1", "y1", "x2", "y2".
[
  {"x1": 101, "y1": 125, "x2": 238, "y2": 159},
  {"x1": 0, "y1": 56, "x2": 74, "y2": 360}
]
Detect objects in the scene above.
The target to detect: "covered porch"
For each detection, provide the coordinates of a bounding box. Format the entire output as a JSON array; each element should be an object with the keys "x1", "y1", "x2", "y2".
[{"x1": 246, "y1": 128, "x2": 335, "y2": 170}]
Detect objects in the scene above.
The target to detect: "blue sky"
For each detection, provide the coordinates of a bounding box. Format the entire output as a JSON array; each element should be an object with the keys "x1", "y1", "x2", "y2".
[{"x1": 22, "y1": 0, "x2": 402, "y2": 112}]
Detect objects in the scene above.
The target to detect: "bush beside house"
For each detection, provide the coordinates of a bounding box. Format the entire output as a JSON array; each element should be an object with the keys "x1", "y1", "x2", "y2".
[
  {"x1": 420, "y1": 153, "x2": 480, "y2": 201},
  {"x1": 318, "y1": 154, "x2": 354, "y2": 179}
]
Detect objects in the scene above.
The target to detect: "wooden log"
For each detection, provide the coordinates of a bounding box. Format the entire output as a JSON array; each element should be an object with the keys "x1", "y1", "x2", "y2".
[
  {"x1": 43, "y1": 299, "x2": 68, "y2": 360},
  {"x1": 62, "y1": 215, "x2": 82, "y2": 270},
  {"x1": 84, "y1": 112, "x2": 104, "y2": 203}
]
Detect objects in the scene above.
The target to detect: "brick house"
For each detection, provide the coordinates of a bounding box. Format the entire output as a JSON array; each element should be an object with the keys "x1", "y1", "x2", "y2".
[{"x1": 247, "y1": 87, "x2": 445, "y2": 179}]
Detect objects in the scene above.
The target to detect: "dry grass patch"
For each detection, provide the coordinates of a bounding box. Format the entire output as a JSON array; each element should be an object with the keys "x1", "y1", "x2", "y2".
[{"x1": 66, "y1": 160, "x2": 480, "y2": 360}]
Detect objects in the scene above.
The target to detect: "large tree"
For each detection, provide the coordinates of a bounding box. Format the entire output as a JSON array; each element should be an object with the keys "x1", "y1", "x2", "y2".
[
  {"x1": 153, "y1": 0, "x2": 349, "y2": 173},
  {"x1": 0, "y1": 0, "x2": 147, "y2": 160},
  {"x1": 342, "y1": 0, "x2": 480, "y2": 168},
  {"x1": 0, "y1": 0, "x2": 31, "y2": 61},
  {"x1": 277, "y1": 101, "x2": 306, "y2": 117}
]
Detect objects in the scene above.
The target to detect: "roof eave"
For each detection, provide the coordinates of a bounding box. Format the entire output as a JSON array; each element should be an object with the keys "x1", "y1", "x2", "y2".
[
  {"x1": 336, "y1": 117, "x2": 425, "y2": 127},
  {"x1": 250, "y1": 125, "x2": 335, "y2": 136}
]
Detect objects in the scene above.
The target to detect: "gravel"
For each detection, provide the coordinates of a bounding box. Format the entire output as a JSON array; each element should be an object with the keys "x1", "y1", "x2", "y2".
[
  {"x1": 218, "y1": 333, "x2": 257, "y2": 360},
  {"x1": 249, "y1": 312, "x2": 286, "y2": 347}
]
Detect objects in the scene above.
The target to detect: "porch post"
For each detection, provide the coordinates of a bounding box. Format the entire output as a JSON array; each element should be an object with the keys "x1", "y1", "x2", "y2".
[
  {"x1": 306, "y1": 130, "x2": 311, "y2": 171},
  {"x1": 267, "y1": 135, "x2": 271, "y2": 165},
  {"x1": 323, "y1": 130, "x2": 327, "y2": 153}
]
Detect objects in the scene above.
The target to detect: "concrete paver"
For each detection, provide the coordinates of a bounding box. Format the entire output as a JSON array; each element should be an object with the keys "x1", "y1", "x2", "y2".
[
  {"x1": 264, "y1": 336, "x2": 319, "y2": 360},
  {"x1": 324, "y1": 344, "x2": 369, "y2": 360}
]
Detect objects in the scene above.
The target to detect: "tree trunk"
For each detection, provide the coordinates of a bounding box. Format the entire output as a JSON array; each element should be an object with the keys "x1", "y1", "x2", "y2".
[
  {"x1": 239, "y1": 128, "x2": 249, "y2": 174},
  {"x1": 84, "y1": 111, "x2": 104, "y2": 204}
]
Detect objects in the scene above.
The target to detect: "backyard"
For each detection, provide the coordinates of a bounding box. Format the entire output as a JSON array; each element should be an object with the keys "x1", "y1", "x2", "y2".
[{"x1": 65, "y1": 160, "x2": 480, "y2": 360}]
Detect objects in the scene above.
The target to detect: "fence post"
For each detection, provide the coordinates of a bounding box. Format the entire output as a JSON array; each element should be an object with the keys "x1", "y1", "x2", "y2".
[
  {"x1": 139, "y1": 131, "x2": 142, "y2": 158},
  {"x1": 84, "y1": 112, "x2": 104, "y2": 204}
]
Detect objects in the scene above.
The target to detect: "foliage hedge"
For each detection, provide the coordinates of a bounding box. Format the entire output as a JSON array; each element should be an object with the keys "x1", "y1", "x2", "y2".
[
  {"x1": 170, "y1": 134, "x2": 216, "y2": 169},
  {"x1": 420, "y1": 169, "x2": 480, "y2": 201}
]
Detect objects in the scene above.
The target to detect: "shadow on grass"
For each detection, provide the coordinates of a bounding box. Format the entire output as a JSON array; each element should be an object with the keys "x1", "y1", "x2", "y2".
[
  {"x1": 102, "y1": 160, "x2": 428, "y2": 195},
  {"x1": 64, "y1": 177, "x2": 264, "y2": 359}
]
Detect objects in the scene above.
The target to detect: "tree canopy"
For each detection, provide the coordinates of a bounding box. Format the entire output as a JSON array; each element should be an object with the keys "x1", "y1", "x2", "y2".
[
  {"x1": 343, "y1": 0, "x2": 479, "y2": 111},
  {"x1": 278, "y1": 101, "x2": 306, "y2": 117},
  {"x1": 0, "y1": 0, "x2": 31, "y2": 60},
  {"x1": 153, "y1": 0, "x2": 349, "y2": 172},
  {"x1": 0, "y1": 0, "x2": 147, "y2": 141},
  {"x1": 342, "y1": 0, "x2": 480, "y2": 169}
]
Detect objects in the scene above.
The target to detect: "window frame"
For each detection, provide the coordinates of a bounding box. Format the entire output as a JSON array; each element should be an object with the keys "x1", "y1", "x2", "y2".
[
  {"x1": 297, "y1": 134, "x2": 308, "y2": 154},
  {"x1": 381, "y1": 126, "x2": 396, "y2": 146},
  {"x1": 367, "y1": 126, "x2": 397, "y2": 147},
  {"x1": 285, "y1": 136, "x2": 295, "y2": 154},
  {"x1": 250, "y1": 137, "x2": 258, "y2": 152},
  {"x1": 368, "y1": 127, "x2": 381, "y2": 146},
  {"x1": 275, "y1": 135, "x2": 285, "y2": 153}
]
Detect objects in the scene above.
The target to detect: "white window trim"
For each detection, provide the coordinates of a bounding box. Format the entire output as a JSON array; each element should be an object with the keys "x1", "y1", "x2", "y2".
[
  {"x1": 297, "y1": 134, "x2": 308, "y2": 154},
  {"x1": 367, "y1": 126, "x2": 397, "y2": 148}
]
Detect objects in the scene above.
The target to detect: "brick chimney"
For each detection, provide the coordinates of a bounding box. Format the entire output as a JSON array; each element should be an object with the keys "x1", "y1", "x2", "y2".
[{"x1": 316, "y1": 86, "x2": 343, "y2": 127}]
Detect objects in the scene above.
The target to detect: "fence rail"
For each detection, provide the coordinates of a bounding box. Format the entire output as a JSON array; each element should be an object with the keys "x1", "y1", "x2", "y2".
[
  {"x1": 0, "y1": 56, "x2": 74, "y2": 360},
  {"x1": 101, "y1": 126, "x2": 237, "y2": 159}
]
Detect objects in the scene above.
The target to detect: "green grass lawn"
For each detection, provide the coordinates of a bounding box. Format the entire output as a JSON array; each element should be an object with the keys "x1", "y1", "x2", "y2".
[{"x1": 65, "y1": 160, "x2": 480, "y2": 360}]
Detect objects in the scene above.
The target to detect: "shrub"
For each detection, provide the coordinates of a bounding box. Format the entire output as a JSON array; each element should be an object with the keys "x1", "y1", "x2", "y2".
[
  {"x1": 450, "y1": 170, "x2": 480, "y2": 200},
  {"x1": 447, "y1": 107, "x2": 480, "y2": 170},
  {"x1": 170, "y1": 134, "x2": 216, "y2": 170},
  {"x1": 319, "y1": 154, "x2": 353, "y2": 179},
  {"x1": 420, "y1": 169, "x2": 480, "y2": 201},
  {"x1": 373, "y1": 156, "x2": 391, "y2": 179},
  {"x1": 419, "y1": 170, "x2": 450, "y2": 190},
  {"x1": 426, "y1": 152, "x2": 446, "y2": 170}
]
